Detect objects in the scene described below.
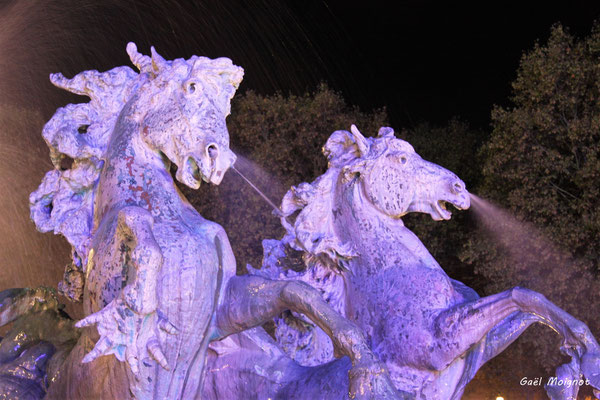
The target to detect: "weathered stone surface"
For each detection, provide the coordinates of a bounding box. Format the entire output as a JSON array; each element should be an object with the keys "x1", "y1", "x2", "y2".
[
  {"x1": 0, "y1": 288, "x2": 79, "y2": 399},
  {"x1": 2, "y1": 45, "x2": 402, "y2": 399},
  {"x1": 2, "y1": 42, "x2": 598, "y2": 400},
  {"x1": 252, "y1": 125, "x2": 600, "y2": 399}
]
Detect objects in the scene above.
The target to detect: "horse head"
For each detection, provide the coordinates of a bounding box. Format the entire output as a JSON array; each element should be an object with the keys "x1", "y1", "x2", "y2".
[
  {"x1": 125, "y1": 43, "x2": 243, "y2": 188},
  {"x1": 279, "y1": 125, "x2": 471, "y2": 272},
  {"x1": 333, "y1": 125, "x2": 470, "y2": 220},
  {"x1": 30, "y1": 44, "x2": 243, "y2": 299}
]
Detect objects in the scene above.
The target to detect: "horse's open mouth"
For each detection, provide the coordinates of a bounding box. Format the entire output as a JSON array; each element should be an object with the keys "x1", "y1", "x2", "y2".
[
  {"x1": 182, "y1": 154, "x2": 224, "y2": 187},
  {"x1": 434, "y1": 199, "x2": 467, "y2": 220},
  {"x1": 178, "y1": 155, "x2": 206, "y2": 189},
  {"x1": 185, "y1": 157, "x2": 202, "y2": 182},
  {"x1": 189, "y1": 157, "x2": 202, "y2": 182},
  {"x1": 177, "y1": 148, "x2": 234, "y2": 188},
  {"x1": 434, "y1": 200, "x2": 452, "y2": 220}
]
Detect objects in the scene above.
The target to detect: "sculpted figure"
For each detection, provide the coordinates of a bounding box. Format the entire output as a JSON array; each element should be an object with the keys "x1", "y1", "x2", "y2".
[
  {"x1": 0, "y1": 45, "x2": 398, "y2": 399},
  {"x1": 247, "y1": 125, "x2": 600, "y2": 400},
  {"x1": 4, "y1": 42, "x2": 594, "y2": 400}
]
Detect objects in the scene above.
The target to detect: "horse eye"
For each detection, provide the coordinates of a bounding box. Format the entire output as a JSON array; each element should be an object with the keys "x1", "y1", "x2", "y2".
[
  {"x1": 388, "y1": 153, "x2": 408, "y2": 165},
  {"x1": 187, "y1": 82, "x2": 196, "y2": 94}
]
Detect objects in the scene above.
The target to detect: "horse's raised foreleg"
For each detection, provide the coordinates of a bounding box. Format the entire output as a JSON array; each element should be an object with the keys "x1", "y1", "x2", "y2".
[
  {"x1": 509, "y1": 287, "x2": 600, "y2": 395},
  {"x1": 509, "y1": 288, "x2": 598, "y2": 352},
  {"x1": 215, "y1": 274, "x2": 409, "y2": 400},
  {"x1": 75, "y1": 206, "x2": 177, "y2": 377},
  {"x1": 448, "y1": 311, "x2": 540, "y2": 399},
  {"x1": 429, "y1": 289, "x2": 520, "y2": 370},
  {"x1": 432, "y1": 287, "x2": 600, "y2": 392},
  {"x1": 478, "y1": 311, "x2": 540, "y2": 367}
]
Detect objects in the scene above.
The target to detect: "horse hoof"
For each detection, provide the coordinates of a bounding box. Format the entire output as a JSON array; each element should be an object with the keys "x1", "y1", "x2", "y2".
[{"x1": 581, "y1": 351, "x2": 600, "y2": 389}]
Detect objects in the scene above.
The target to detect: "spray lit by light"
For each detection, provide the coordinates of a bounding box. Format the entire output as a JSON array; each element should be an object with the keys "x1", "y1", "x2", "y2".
[
  {"x1": 468, "y1": 193, "x2": 584, "y2": 283},
  {"x1": 231, "y1": 164, "x2": 284, "y2": 217}
]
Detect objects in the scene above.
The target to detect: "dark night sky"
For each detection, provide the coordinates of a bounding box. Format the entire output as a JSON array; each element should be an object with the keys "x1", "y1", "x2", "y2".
[{"x1": 3, "y1": 1, "x2": 600, "y2": 130}]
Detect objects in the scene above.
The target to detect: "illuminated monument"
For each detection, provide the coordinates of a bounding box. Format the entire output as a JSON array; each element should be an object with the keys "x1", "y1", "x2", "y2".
[{"x1": 0, "y1": 45, "x2": 598, "y2": 400}]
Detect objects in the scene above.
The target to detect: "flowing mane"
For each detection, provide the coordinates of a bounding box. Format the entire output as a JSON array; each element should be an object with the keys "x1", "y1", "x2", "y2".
[
  {"x1": 255, "y1": 127, "x2": 391, "y2": 365},
  {"x1": 29, "y1": 65, "x2": 141, "y2": 271},
  {"x1": 279, "y1": 129, "x2": 363, "y2": 272},
  {"x1": 279, "y1": 126, "x2": 399, "y2": 272},
  {"x1": 29, "y1": 43, "x2": 243, "y2": 300},
  {"x1": 262, "y1": 127, "x2": 400, "y2": 313}
]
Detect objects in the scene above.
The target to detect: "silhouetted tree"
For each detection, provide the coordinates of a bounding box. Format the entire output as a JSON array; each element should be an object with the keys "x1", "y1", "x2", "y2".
[{"x1": 461, "y1": 23, "x2": 600, "y2": 398}]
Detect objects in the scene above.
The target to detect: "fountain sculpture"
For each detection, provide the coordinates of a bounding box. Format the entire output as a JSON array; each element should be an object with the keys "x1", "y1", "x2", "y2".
[
  {"x1": 0, "y1": 45, "x2": 598, "y2": 400},
  {"x1": 244, "y1": 125, "x2": 600, "y2": 399}
]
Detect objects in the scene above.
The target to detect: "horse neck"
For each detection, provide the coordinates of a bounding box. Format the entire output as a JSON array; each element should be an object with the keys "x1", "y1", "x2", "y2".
[
  {"x1": 334, "y1": 178, "x2": 441, "y2": 274},
  {"x1": 95, "y1": 115, "x2": 191, "y2": 227}
]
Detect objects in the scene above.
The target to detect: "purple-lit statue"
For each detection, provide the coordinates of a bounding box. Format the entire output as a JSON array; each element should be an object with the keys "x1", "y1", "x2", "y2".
[
  {"x1": 1, "y1": 43, "x2": 598, "y2": 400},
  {"x1": 0, "y1": 45, "x2": 398, "y2": 399},
  {"x1": 240, "y1": 125, "x2": 600, "y2": 400}
]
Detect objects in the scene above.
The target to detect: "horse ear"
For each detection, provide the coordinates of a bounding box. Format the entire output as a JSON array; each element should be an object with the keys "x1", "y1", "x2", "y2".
[
  {"x1": 126, "y1": 42, "x2": 152, "y2": 74},
  {"x1": 377, "y1": 127, "x2": 395, "y2": 138},
  {"x1": 218, "y1": 62, "x2": 244, "y2": 90},
  {"x1": 210, "y1": 59, "x2": 244, "y2": 116},
  {"x1": 323, "y1": 127, "x2": 370, "y2": 167},
  {"x1": 350, "y1": 125, "x2": 369, "y2": 156},
  {"x1": 150, "y1": 46, "x2": 169, "y2": 72}
]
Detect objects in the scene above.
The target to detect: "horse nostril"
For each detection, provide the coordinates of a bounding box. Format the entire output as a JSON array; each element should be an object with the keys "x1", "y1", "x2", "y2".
[
  {"x1": 207, "y1": 144, "x2": 219, "y2": 159},
  {"x1": 453, "y1": 181, "x2": 464, "y2": 194}
]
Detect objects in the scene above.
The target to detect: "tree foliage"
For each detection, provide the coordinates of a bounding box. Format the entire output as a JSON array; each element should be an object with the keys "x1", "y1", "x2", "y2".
[
  {"x1": 482, "y1": 24, "x2": 600, "y2": 264},
  {"x1": 461, "y1": 24, "x2": 600, "y2": 397},
  {"x1": 181, "y1": 84, "x2": 387, "y2": 272}
]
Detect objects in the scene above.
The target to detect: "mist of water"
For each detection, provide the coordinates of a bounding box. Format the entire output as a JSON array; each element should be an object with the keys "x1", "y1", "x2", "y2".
[
  {"x1": 469, "y1": 194, "x2": 579, "y2": 278},
  {"x1": 231, "y1": 155, "x2": 310, "y2": 254},
  {"x1": 230, "y1": 152, "x2": 290, "y2": 214},
  {"x1": 231, "y1": 164, "x2": 283, "y2": 217}
]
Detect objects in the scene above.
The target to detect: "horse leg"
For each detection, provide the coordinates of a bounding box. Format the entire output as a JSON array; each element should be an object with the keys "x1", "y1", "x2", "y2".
[
  {"x1": 74, "y1": 207, "x2": 176, "y2": 389},
  {"x1": 478, "y1": 311, "x2": 540, "y2": 367},
  {"x1": 215, "y1": 274, "x2": 409, "y2": 400},
  {"x1": 509, "y1": 287, "x2": 599, "y2": 352},
  {"x1": 204, "y1": 327, "x2": 357, "y2": 400},
  {"x1": 432, "y1": 287, "x2": 600, "y2": 391},
  {"x1": 447, "y1": 311, "x2": 540, "y2": 399},
  {"x1": 509, "y1": 287, "x2": 600, "y2": 394},
  {"x1": 452, "y1": 307, "x2": 599, "y2": 400}
]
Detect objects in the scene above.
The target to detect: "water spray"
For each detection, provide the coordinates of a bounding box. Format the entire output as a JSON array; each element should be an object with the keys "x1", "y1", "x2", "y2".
[
  {"x1": 231, "y1": 165, "x2": 285, "y2": 217},
  {"x1": 231, "y1": 163, "x2": 305, "y2": 251}
]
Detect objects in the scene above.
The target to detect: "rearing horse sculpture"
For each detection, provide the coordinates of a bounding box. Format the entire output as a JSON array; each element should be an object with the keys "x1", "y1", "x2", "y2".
[
  {"x1": 22, "y1": 45, "x2": 399, "y2": 399},
  {"x1": 254, "y1": 125, "x2": 600, "y2": 399}
]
